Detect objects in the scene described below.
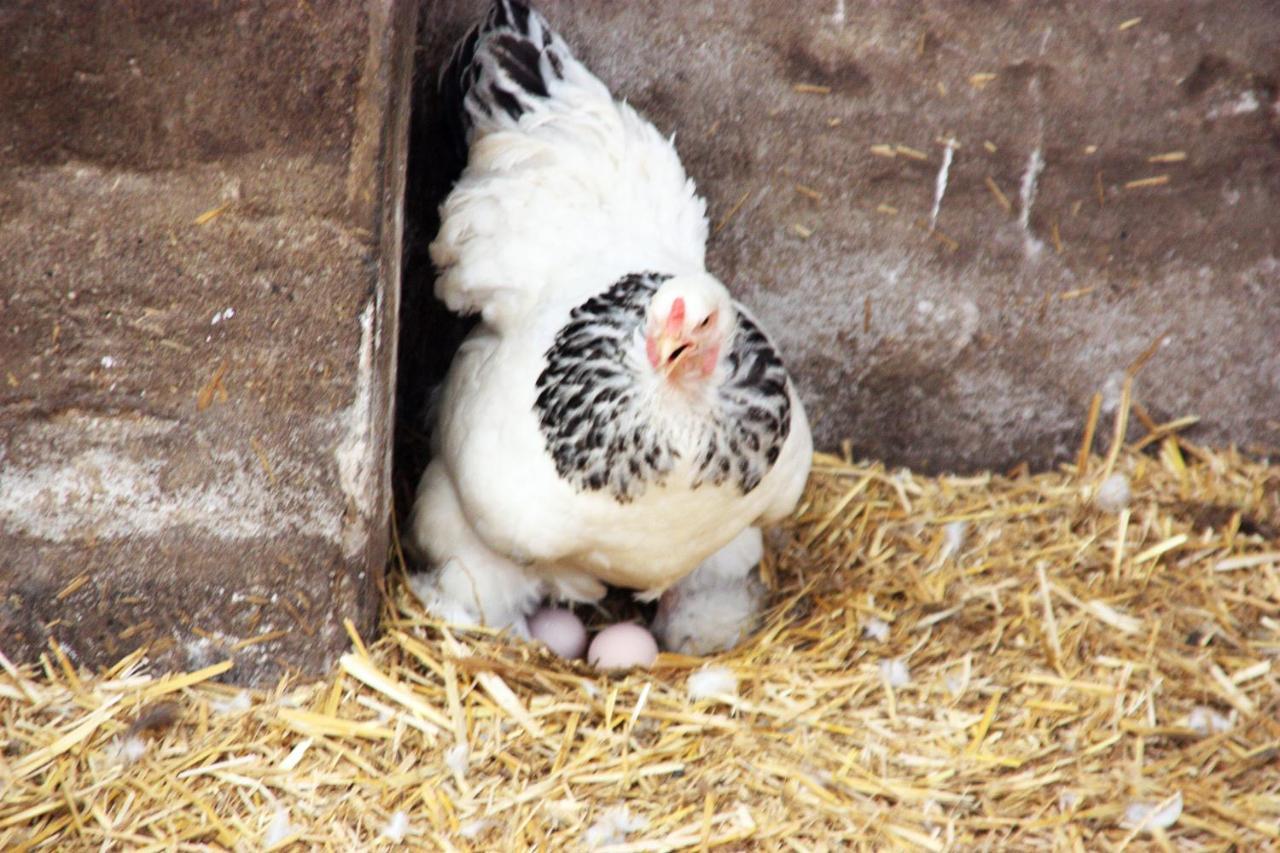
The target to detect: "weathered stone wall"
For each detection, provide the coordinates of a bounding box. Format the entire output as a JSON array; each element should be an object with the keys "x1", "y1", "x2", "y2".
[
  {"x1": 416, "y1": 0, "x2": 1280, "y2": 472},
  {"x1": 0, "y1": 0, "x2": 417, "y2": 684}
]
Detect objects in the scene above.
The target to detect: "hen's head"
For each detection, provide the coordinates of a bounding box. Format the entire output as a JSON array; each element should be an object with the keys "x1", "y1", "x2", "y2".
[{"x1": 643, "y1": 274, "x2": 735, "y2": 385}]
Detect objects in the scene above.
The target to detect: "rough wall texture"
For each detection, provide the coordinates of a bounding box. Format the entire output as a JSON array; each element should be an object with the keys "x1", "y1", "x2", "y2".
[
  {"x1": 0, "y1": 0, "x2": 417, "y2": 684},
  {"x1": 2, "y1": 0, "x2": 1276, "y2": 679},
  {"x1": 412, "y1": 0, "x2": 1280, "y2": 473}
]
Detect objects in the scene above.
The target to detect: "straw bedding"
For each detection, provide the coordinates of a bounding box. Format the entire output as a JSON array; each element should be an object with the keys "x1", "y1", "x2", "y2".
[{"x1": 2, "y1": 405, "x2": 1279, "y2": 850}]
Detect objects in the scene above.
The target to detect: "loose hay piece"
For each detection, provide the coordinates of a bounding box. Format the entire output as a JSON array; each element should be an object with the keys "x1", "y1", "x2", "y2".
[{"x1": 2, "y1": 414, "x2": 1279, "y2": 849}]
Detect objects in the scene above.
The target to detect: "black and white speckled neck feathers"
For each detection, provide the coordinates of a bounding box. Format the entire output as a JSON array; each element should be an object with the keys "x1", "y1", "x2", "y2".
[{"x1": 534, "y1": 273, "x2": 793, "y2": 503}]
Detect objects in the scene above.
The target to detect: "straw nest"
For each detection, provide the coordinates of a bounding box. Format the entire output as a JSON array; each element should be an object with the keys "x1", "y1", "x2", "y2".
[{"x1": 3, "y1": 401, "x2": 1279, "y2": 851}]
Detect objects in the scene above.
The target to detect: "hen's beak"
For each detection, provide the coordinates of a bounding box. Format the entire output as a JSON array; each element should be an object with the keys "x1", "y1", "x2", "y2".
[
  {"x1": 656, "y1": 334, "x2": 691, "y2": 369},
  {"x1": 647, "y1": 297, "x2": 694, "y2": 374}
]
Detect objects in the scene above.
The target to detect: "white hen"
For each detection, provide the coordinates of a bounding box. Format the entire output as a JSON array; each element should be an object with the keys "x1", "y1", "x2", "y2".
[{"x1": 407, "y1": 0, "x2": 812, "y2": 652}]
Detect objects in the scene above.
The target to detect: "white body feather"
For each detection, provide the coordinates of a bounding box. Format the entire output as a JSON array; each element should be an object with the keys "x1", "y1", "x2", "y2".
[{"x1": 431, "y1": 50, "x2": 708, "y2": 334}]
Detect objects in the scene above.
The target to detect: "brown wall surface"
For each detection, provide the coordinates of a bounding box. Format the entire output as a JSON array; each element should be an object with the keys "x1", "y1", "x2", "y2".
[{"x1": 0, "y1": 0, "x2": 417, "y2": 684}]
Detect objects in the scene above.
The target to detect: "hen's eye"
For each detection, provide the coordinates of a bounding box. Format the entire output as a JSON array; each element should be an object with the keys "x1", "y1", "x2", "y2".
[{"x1": 697, "y1": 316, "x2": 711, "y2": 329}]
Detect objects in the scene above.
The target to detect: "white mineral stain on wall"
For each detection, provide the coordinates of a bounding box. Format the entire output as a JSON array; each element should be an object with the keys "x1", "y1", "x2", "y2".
[
  {"x1": 1207, "y1": 89, "x2": 1261, "y2": 119},
  {"x1": 334, "y1": 299, "x2": 378, "y2": 557},
  {"x1": 0, "y1": 442, "x2": 341, "y2": 544},
  {"x1": 0, "y1": 302, "x2": 385, "y2": 558},
  {"x1": 929, "y1": 139, "x2": 955, "y2": 231},
  {"x1": 1018, "y1": 146, "x2": 1045, "y2": 258}
]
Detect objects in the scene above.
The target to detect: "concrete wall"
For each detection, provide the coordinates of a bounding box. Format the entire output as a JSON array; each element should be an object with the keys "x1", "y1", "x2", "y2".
[{"x1": 0, "y1": 0, "x2": 417, "y2": 683}]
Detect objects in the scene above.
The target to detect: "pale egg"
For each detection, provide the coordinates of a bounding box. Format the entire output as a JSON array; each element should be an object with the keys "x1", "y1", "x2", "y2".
[
  {"x1": 528, "y1": 607, "x2": 587, "y2": 659},
  {"x1": 587, "y1": 622, "x2": 659, "y2": 670}
]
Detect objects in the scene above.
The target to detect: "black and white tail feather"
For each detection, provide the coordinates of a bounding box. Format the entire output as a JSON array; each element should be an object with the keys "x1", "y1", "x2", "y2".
[
  {"x1": 441, "y1": 0, "x2": 573, "y2": 158},
  {"x1": 429, "y1": 0, "x2": 708, "y2": 335}
]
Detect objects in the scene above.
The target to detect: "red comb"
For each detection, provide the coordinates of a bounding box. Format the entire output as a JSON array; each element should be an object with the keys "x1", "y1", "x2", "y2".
[{"x1": 667, "y1": 297, "x2": 686, "y2": 333}]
